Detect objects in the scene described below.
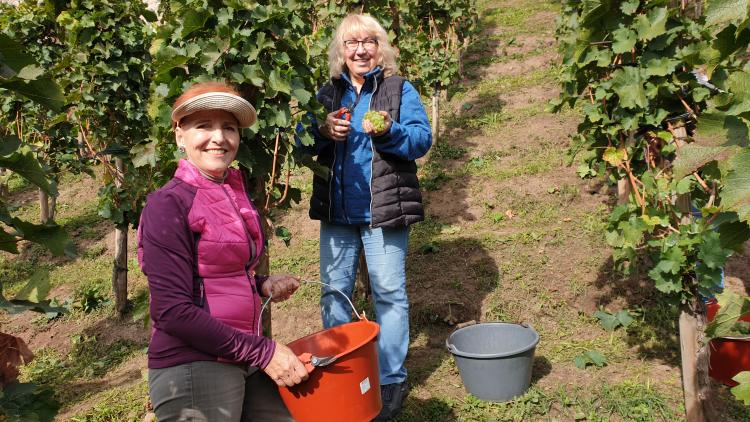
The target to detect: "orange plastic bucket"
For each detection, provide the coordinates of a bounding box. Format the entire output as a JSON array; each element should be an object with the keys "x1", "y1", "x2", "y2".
[
  {"x1": 279, "y1": 319, "x2": 381, "y2": 422},
  {"x1": 706, "y1": 300, "x2": 750, "y2": 386}
]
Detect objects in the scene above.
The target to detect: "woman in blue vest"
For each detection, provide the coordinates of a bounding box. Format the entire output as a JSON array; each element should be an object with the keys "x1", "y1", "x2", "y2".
[{"x1": 306, "y1": 13, "x2": 432, "y2": 421}]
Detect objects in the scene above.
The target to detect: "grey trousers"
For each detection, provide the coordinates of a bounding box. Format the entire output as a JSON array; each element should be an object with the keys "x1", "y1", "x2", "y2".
[{"x1": 149, "y1": 361, "x2": 294, "y2": 422}]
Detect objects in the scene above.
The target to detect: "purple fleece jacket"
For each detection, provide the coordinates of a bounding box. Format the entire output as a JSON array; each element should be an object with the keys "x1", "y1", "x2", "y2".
[{"x1": 138, "y1": 160, "x2": 275, "y2": 369}]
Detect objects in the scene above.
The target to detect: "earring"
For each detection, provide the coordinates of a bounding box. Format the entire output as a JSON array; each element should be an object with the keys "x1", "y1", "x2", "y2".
[{"x1": 178, "y1": 144, "x2": 186, "y2": 153}]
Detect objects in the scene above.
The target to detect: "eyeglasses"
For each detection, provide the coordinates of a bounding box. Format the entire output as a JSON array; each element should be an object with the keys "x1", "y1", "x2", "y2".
[{"x1": 343, "y1": 38, "x2": 378, "y2": 51}]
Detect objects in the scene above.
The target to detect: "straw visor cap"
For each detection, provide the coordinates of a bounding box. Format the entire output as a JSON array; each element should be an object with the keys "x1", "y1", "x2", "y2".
[{"x1": 171, "y1": 92, "x2": 257, "y2": 128}]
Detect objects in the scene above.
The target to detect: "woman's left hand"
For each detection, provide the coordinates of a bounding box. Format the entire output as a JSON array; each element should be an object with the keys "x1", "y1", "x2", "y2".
[
  {"x1": 362, "y1": 111, "x2": 392, "y2": 137},
  {"x1": 261, "y1": 274, "x2": 301, "y2": 302}
]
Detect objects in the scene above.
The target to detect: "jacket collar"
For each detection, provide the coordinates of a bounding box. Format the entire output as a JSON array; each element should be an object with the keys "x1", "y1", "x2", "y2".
[
  {"x1": 337, "y1": 66, "x2": 383, "y2": 87},
  {"x1": 175, "y1": 159, "x2": 238, "y2": 189}
]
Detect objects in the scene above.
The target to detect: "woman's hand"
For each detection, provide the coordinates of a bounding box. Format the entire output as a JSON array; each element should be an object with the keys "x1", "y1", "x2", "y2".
[
  {"x1": 362, "y1": 110, "x2": 392, "y2": 137},
  {"x1": 261, "y1": 274, "x2": 300, "y2": 302},
  {"x1": 263, "y1": 343, "x2": 309, "y2": 387},
  {"x1": 319, "y1": 109, "x2": 351, "y2": 142}
]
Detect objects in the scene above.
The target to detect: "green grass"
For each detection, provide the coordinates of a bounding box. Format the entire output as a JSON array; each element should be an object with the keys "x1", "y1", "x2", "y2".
[
  {"x1": 68, "y1": 380, "x2": 149, "y2": 422},
  {"x1": 482, "y1": 0, "x2": 559, "y2": 32},
  {"x1": 21, "y1": 334, "x2": 146, "y2": 406}
]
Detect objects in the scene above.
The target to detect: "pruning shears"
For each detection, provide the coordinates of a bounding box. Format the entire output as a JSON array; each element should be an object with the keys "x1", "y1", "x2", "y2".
[
  {"x1": 298, "y1": 352, "x2": 338, "y2": 372},
  {"x1": 334, "y1": 106, "x2": 351, "y2": 121}
]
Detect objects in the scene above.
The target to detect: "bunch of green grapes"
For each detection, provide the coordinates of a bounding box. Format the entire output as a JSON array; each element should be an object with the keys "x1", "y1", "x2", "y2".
[{"x1": 364, "y1": 111, "x2": 386, "y2": 133}]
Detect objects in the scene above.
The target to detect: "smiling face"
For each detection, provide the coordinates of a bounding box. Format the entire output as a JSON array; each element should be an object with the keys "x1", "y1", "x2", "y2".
[
  {"x1": 175, "y1": 109, "x2": 240, "y2": 177},
  {"x1": 344, "y1": 31, "x2": 379, "y2": 81}
]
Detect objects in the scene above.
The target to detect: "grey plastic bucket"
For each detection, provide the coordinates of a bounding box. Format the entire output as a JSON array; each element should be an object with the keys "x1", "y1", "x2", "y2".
[{"x1": 446, "y1": 322, "x2": 539, "y2": 402}]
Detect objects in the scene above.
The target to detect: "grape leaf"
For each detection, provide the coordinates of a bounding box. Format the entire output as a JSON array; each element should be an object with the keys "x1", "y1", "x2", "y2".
[
  {"x1": 635, "y1": 7, "x2": 668, "y2": 41},
  {"x1": 275, "y1": 226, "x2": 292, "y2": 247},
  {"x1": 704, "y1": 0, "x2": 750, "y2": 29},
  {"x1": 0, "y1": 135, "x2": 21, "y2": 156},
  {"x1": 12, "y1": 269, "x2": 51, "y2": 303},
  {"x1": 612, "y1": 27, "x2": 637, "y2": 54},
  {"x1": 694, "y1": 112, "x2": 749, "y2": 147},
  {"x1": 721, "y1": 149, "x2": 750, "y2": 223},
  {"x1": 673, "y1": 144, "x2": 736, "y2": 179},
  {"x1": 616, "y1": 310, "x2": 634, "y2": 327},
  {"x1": 602, "y1": 147, "x2": 627, "y2": 166},
  {"x1": 698, "y1": 231, "x2": 731, "y2": 269},
  {"x1": 621, "y1": 0, "x2": 640, "y2": 15},
  {"x1": 595, "y1": 310, "x2": 620, "y2": 331},
  {"x1": 0, "y1": 148, "x2": 56, "y2": 196},
  {"x1": 610, "y1": 67, "x2": 648, "y2": 109},
  {"x1": 586, "y1": 350, "x2": 607, "y2": 367},
  {"x1": 731, "y1": 371, "x2": 750, "y2": 405},
  {"x1": 181, "y1": 9, "x2": 209, "y2": 38},
  {"x1": 705, "y1": 291, "x2": 750, "y2": 339},
  {"x1": 642, "y1": 57, "x2": 680, "y2": 77}
]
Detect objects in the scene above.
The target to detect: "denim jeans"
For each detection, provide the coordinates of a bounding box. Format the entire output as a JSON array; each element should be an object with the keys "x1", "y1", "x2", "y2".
[
  {"x1": 319, "y1": 221, "x2": 409, "y2": 385},
  {"x1": 149, "y1": 361, "x2": 293, "y2": 422}
]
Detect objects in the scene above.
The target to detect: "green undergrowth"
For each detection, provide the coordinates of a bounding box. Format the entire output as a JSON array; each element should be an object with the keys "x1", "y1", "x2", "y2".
[
  {"x1": 67, "y1": 380, "x2": 149, "y2": 422},
  {"x1": 20, "y1": 335, "x2": 146, "y2": 405},
  {"x1": 396, "y1": 379, "x2": 681, "y2": 422}
]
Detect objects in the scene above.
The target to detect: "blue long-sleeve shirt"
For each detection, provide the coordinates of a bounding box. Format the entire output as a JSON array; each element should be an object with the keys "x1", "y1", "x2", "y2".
[{"x1": 308, "y1": 68, "x2": 432, "y2": 225}]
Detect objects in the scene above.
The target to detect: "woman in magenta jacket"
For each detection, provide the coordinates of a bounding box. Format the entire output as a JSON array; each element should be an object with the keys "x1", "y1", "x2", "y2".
[{"x1": 138, "y1": 81, "x2": 308, "y2": 421}]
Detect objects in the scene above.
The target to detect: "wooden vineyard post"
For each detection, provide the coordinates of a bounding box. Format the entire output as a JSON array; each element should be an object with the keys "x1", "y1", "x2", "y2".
[
  {"x1": 431, "y1": 85, "x2": 440, "y2": 147},
  {"x1": 40, "y1": 189, "x2": 50, "y2": 223},
  {"x1": 616, "y1": 178, "x2": 631, "y2": 205},
  {"x1": 112, "y1": 158, "x2": 128, "y2": 317},
  {"x1": 670, "y1": 119, "x2": 719, "y2": 421},
  {"x1": 255, "y1": 176, "x2": 273, "y2": 337},
  {"x1": 679, "y1": 305, "x2": 705, "y2": 422}
]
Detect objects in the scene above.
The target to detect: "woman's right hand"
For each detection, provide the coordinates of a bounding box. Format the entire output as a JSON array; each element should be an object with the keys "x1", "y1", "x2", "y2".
[
  {"x1": 263, "y1": 342, "x2": 310, "y2": 387},
  {"x1": 319, "y1": 109, "x2": 351, "y2": 142}
]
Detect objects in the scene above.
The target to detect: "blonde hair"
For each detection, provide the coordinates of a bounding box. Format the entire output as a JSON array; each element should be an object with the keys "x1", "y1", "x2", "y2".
[{"x1": 327, "y1": 14, "x2": 398, "y2": 79}]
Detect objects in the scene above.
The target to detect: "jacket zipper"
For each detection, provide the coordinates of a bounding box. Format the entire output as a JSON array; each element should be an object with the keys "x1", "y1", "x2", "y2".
[
  {"x1": 368, "y1": 75, "x2": 379, "y2": 228},
  {"x1": 219, "y1": 183, "x2": 259, "y2": 334},
  {"x1": 221, "y1": 186, "x2": 263, "y2": 286},
  {"x1": 338, "y1": 77, "x2": 368, "y2": 225},
  {"x1": 327, "y1": 84, "x2": 337, "y2": 222}
]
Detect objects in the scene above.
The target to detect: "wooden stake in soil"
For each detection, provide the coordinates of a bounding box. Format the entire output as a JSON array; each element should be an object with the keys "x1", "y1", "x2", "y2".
[
  {"x1": 616, "y1": 178, "x2": 630, "y2": 205},
  {"x1": 431, "y1": 85, "x2": 440, "y2": 147},
  {"x1": 112, "y1": 158, "x2": 128, "y2": 317},
  {"x1": 679, "y1": 308, "x2": 705, "y2": 422},
  {"x1": 40, "y1": 189, "x2": 50, "y2": 223},
  {"x1": 254, "y1": 175, "x2": 273, "y2": 337}
]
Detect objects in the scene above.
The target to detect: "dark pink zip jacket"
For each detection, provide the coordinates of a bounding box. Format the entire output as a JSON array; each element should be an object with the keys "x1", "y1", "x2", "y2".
[{"x1": 138, "y1": 159, "x2": 275, "y2": 369}]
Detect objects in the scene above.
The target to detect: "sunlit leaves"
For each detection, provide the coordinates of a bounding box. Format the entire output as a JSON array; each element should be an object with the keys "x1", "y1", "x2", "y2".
[
  {"x1": 180, "y1": 9, "x2": 209, "y2": 38},
  {"x1": 720, "y1": 149, "x2": 750, "y2": 223},
  {"x1": 12, "y1": 269, "x2": 51, "y2": 303},
  {"x1": 574, "y1": 350, "x2": 607, "y2": 369},
  {"x1": 731, "y1": 372, "x2": 750, "y2": 405},
  {"x1": 0, "y1": 34, "x2": 64, "y2": 111},
  {"x1": 704, "y1": 0, "x2": 750, "y2": 30},
  {"x1": 611, "y1": 27, "x2": 637, "y2": 54},
  {"x1": 610, "y1": 67, "x2": 647, "y2": 109},
  {"x1": 594, "y1": 309, "x2": 634, "y2": 331},
  {"x1": 0, "y1": 146, "x2": 56, "y2": 196},
  {"x1": 602, "y1": 147, "x2": 626, "y2": 166},
  {"x1": 634, "y1": 7, "x2": 668, "y2": 41},
  {"x1": 694, "y1": 112, "x2": 749, "y2": 147},
  {"x1": 673, "y1": 144, "x2": 736, "y2": 179},
  {"x1": 705, "y1": 291, "x2": 750, "y2": 339}
]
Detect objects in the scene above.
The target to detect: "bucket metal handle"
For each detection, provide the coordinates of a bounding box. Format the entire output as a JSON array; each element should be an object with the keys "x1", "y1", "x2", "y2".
[{"x1": 257, "y1": 280, "x2": 364, "y2": 336}]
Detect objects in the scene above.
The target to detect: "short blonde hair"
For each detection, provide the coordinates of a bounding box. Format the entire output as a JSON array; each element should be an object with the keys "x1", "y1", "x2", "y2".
[{"x1": 327, "y1": 14, "x2": 398, "y2": 80}]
